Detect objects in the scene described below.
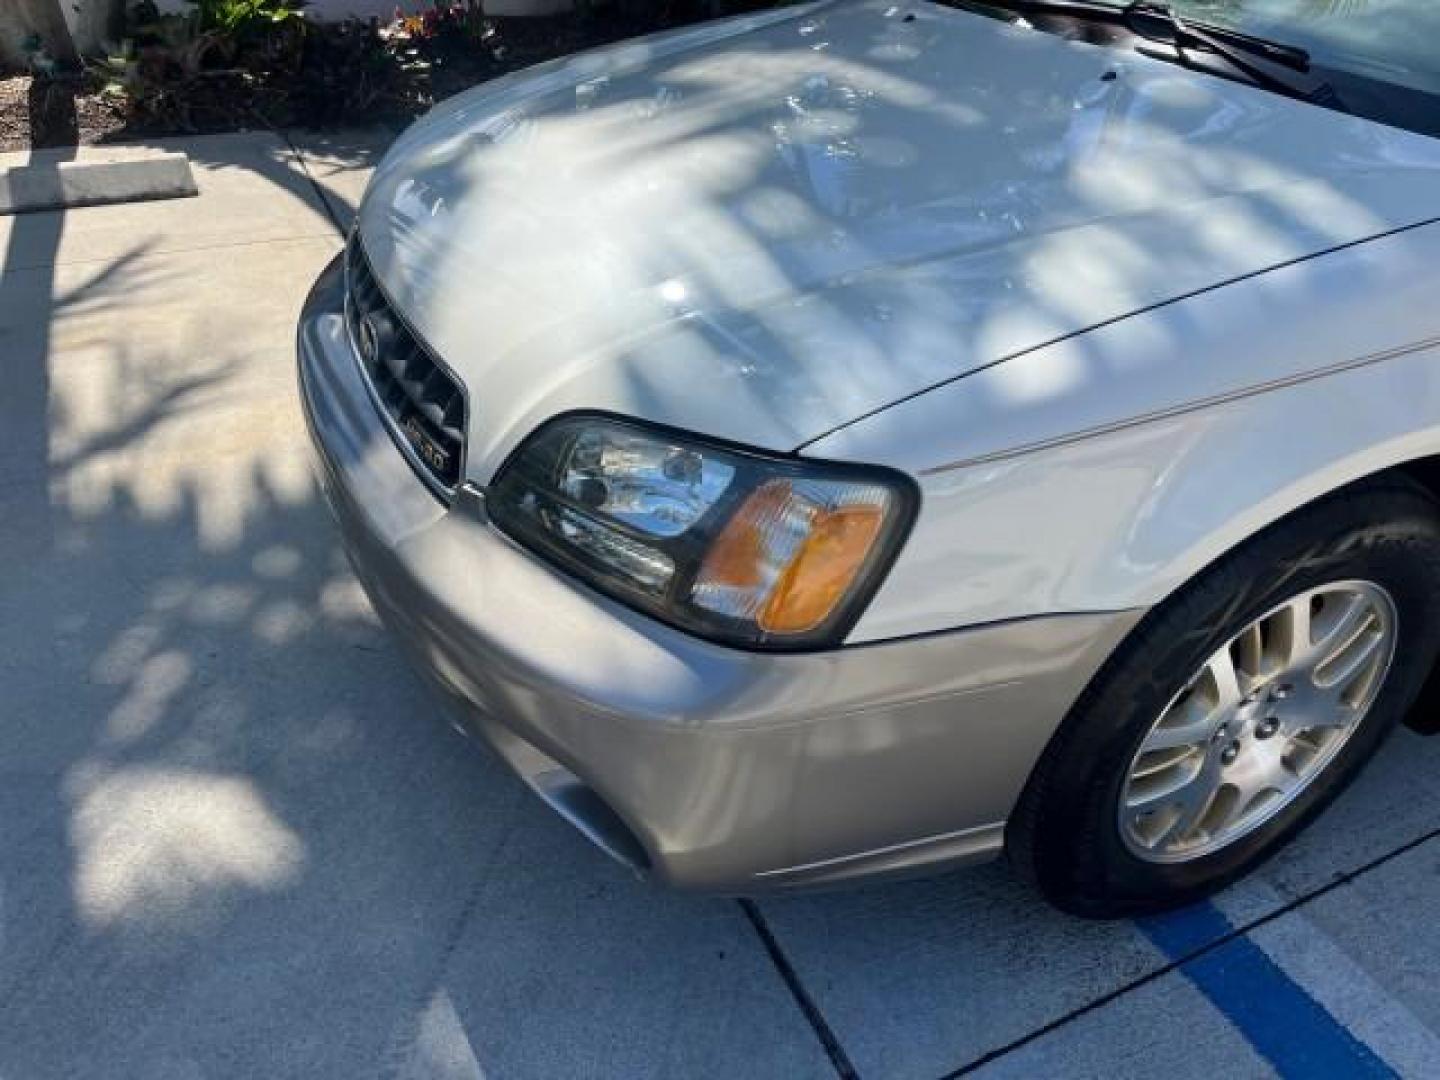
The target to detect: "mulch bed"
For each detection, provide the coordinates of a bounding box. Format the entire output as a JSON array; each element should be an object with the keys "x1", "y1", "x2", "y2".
[
  {"x1": 0, "y1": 8, "x2": 749, "y2": 152},
  {"x1": 1, "y1": 72, "x2": 134, "y2": 150}
]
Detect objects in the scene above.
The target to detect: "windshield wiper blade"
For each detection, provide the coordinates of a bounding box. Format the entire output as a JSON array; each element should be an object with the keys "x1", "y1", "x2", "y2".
[
  {"x1": 1121, "y1": 2, "x2": 1343, "y2": 107},
  {"x1": 966, "y1": 0, "x2": 1344, "y2": 109},
  {"x1": 1123, "y1": 1, "x2": 1309, "y2": 71}
]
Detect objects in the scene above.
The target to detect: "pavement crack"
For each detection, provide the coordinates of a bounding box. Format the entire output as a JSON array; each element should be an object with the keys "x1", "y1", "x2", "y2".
[
  {"x1": 738, "y1": 899, "x2": 860, "y2": 1080},
  {"x1": 373, "y1": 786, "x2": 526, "y2": 1080},
  {"x1": 940, "y1": 823, "x2": 1440, "y2": 1078},
  {"x1": 280, "y1": 128, "x2": 349, "y2": 239}
]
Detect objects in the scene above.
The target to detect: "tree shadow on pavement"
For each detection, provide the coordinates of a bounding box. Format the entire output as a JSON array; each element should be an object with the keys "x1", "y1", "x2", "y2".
[
  {"x1": 0, "y1": 297, "x2": 833, "y2": 1079},
  {"x1": 10, "y1": 20, "x2": 1440, "y2": 1078}
]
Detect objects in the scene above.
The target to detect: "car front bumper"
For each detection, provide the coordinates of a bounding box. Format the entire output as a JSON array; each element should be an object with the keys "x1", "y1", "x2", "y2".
[{"x1": 297, "y1": 252, "x2": 1142, "y2": 891}]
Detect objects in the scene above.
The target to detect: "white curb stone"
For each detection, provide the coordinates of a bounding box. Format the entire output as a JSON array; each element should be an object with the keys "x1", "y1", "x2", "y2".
[{"x1": 0, "y1": 151, "x2": 198, "y2": 215}]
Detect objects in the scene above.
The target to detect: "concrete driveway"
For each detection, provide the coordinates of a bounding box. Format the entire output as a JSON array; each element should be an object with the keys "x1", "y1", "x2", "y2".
[{"x1": 3, "y1": 130, "x2": 1440, "y2": 1080}]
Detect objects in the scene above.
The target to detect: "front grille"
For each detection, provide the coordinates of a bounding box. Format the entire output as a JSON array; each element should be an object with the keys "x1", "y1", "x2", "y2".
[{"x1": 344, "y1": 237, "x2": 467, "y2": 493}]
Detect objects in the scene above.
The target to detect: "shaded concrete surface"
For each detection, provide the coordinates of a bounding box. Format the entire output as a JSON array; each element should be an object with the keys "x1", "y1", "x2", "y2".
[
  {"x1": 757, "y1": 733, "x2": 1440, "y2": 1079},
  {"x1": 971, "y1": 973, "x2": 1278, "y2": 1080},
  {"x1": 755, "y1": 865, "x2": 1165, "y2": 1079},
  {"x1": 0, "y1": 133, "x2": 336, "y2": 273},
  {"x1": 0, "y1": 132, "x2": 830, "y2": 1080},
  {"x1": 284, "y1": 128, "x2": 402, "y2": 232},
  {"x1": 3, "y1": 127, "x2": 1440, "y2": 1080},
  {"x1": 1260, "y1": 838, "x2": 1440, "y2": 1044}
]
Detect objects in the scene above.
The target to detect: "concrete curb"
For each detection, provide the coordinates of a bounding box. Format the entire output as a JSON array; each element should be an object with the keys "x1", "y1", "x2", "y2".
[{"x1": 0, "y1": 152, "x2": 199, "y2": 215}]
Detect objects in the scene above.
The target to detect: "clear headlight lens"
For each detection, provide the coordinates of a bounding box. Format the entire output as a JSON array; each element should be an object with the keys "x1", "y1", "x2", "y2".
[
  {"x1": 488, "y1": 416, "x2": 916, "y2": 649},
  {"x1": 556, "y1": 425, "x2": 735, "y2": 539}
]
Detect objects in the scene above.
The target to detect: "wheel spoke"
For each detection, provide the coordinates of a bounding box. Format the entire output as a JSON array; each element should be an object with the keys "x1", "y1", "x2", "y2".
[
  {"x1": 1125, "y1": 747, "x2": 1224, "y2": 851},
  {"x1": 1139, "y1": 723, "x2": 1213, "y2": 755},
  {"x1": 1140, "y1": 698, "x2": 1215, "y2": 754},
  {"x1": 1196, "y1": 789, "x2": 1246, "y2": 840},
  {"x1": 1125, "y1": 756, "x2": 1208, "y2": 813},
  {"x1": 1235, "y1": 621, "x2": 1265, "y2": 680},
  {"x1": 1147, "y1": 758, "x2": 1222, "y2": 850},
  {"x1": 1206, "y1": 647, "x2": 1245, "y2": 709},
  {"x1": 1311, "y1": 596, "x2": 1373, "y2": 669},
  {"x1": 1288, "y1": 697, "x2": 1355, "y2": 733},
  {"x1": 1315, "y1": 626, "x2": 1385, "y2": 694},
  {"x1": 1279, "y1": 594, "x2": 1314, "y2": 668},
  {"x1": 1153, "y1": 799, "x2": 1210, "y2": 850},
  {"x1": 1209, "y1": 762, "x2": 1283, "y2": 837}
]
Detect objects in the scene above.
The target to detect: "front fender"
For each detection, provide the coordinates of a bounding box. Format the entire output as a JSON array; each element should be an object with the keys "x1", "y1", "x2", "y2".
[{"x1": 808, "y1": 219, "x2": 1440, "y2": 643}]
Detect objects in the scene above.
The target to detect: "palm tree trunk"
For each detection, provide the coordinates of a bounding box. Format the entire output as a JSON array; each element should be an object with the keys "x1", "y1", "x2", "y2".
[{"x1": 15, "y1": 0, "x2": 80, "y2": 70}]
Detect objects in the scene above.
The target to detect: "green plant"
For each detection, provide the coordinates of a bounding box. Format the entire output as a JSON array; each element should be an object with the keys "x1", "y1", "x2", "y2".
[
  {"x1": 186, "y1": 0, "x2": 306, "y2": 41},
  {"x1": 113, "y1": 0, "x2": 306, "y2": 79}
]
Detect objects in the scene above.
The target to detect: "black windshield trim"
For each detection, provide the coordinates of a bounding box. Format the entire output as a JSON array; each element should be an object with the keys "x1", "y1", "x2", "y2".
[{"x1": 933, "y1": 0, "x2": 1440, "y2": 140}]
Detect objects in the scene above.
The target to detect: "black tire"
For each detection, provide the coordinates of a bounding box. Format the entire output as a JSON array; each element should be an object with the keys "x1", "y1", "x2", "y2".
[{"x1": 1008, "y1": 479, "x2": 1440, "y2": 918}]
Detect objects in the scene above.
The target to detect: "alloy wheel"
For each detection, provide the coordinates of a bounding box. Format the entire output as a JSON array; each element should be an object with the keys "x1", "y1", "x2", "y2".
[{"x1": 1119, "y1": 580, "x2": 1398, "y2": 863}]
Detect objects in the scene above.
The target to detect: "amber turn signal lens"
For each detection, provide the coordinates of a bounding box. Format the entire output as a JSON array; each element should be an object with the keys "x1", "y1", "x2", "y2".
[
  {"x1": 760, "y1": 504, "x2": 885, "y2": 633},
  {"x1": 694, "y1": 478, "x2": 893, "y2": 638}
]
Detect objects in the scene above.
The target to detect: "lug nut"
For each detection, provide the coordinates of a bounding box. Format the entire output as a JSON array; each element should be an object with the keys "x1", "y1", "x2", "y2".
[
  {"x1": 1271, "y1": 684, "x2": 1293, "y2": 701},
  {"x1": 1221, "y1": 742, "x2": 1241, "y2": 765},
  {"x1": 1255, "y1": 717, "x2": 1280, "y2": 739}
]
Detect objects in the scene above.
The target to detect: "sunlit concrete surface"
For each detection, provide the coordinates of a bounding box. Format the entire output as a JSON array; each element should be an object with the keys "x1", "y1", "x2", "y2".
[{"x1": 2, "y1": 127, "x2": 1440, "y2": 1080}]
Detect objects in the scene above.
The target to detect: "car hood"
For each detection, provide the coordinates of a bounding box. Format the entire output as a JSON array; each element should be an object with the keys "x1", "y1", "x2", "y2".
[{"x1": 358, "y1": 0, "x2": 1440, "y2": 481}]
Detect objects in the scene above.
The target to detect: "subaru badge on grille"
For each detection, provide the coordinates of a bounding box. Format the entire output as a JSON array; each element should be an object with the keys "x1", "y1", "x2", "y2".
[{"x1": 357, "y1": 313, "x2": 382, "y2": 367}]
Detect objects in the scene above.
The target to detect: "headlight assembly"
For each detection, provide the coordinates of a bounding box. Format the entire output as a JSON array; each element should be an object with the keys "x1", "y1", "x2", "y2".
[{"x1": 487, "y1": 415, "x2": 918, "y2": 650}]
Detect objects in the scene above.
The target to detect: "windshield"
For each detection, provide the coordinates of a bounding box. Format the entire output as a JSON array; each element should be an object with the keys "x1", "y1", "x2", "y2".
[
  {"x1": 953, "y1": 0, "x2": 1440, "y2": 137},
  {"x1": 1169, "y1": 1, "x2": 1440, "y2": 96}
]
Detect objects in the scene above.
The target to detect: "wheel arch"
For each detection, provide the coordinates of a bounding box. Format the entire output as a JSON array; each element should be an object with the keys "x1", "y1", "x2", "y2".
[
  {"x1": 1098, "y1": 453, "x2": 1440, "y2": 738},
  {"x1": 1393, "y1": 455, "x2": 1440, "y2": 732},
  {"x1": 1004, "y1": 470, "x2": 1440, "y2": 914},
  {"x1": 1396, "y1": 454, "x2": 1440, "y2": 506}
]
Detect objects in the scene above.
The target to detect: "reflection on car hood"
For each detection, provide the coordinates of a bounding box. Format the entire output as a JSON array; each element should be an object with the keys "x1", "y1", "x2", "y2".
[{"x1": 358, "y1": 0, "x2": 1440, "y2": 479}]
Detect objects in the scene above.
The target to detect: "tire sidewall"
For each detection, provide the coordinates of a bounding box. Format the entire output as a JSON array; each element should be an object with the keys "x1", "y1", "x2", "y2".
[{"x1": 1026, "y1": 486, "x2": 1440, "y2": 916}]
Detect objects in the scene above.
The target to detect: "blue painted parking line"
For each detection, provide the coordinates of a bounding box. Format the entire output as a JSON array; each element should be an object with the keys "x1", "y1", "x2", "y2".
[{"x1": 1140, "y1": 903, "x2": 1396, "y2": 1079}]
